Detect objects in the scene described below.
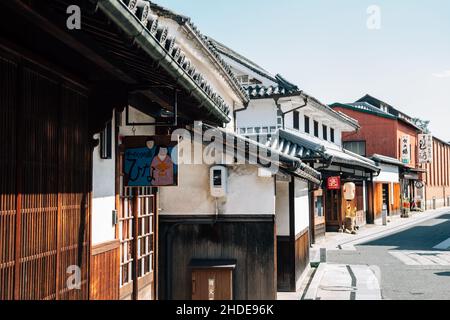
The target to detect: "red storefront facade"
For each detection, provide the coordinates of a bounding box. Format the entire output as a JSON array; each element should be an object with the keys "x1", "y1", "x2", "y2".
[{"x1": 331, "y1": 97, "x2": 424, "y2": 218}]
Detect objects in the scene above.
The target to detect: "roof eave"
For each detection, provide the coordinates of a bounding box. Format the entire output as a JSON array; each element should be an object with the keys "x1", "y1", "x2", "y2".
[
  {"x1": 303, "y1": 96, "x2": 360, "y2": 130},
  {"x1": 98, "y1": 0, "x2": 231, "y2": 124},
  {"x1": 181, "y1": 23, "x2": 249, "y2": 104}
]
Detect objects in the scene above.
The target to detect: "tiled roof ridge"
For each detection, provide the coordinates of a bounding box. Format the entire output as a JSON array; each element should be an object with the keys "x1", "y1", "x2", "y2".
[
  {"x1": 243, "y1": 74, "x2": 301, "y2": 98},
  {"x1": 358, "y1": 94, "x2": 418, "y2": 123},
  {"x1": 118, "y1": 0, "x2": 232, "y2": 116},
  {"x1": 330, "y1": 102, "x2": 396, "y2": 120},
  {"x1": 275, "y1": 74, "x2": 299, "y2": 92},
  {"x1": 206, "y1": 38, "x2": 278, "y2": 83},
  {"x1": 244, "y1": 84, "x2": 296, "y2": 99},
  {"x1": 147, "y1": 1, "x2": 249, "y2": 101},
  {"x1": 349, "y1": 101, "x2": 393, "y2": 116}
]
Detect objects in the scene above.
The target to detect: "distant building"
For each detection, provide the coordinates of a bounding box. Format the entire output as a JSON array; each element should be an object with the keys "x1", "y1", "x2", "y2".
[
  {"x1": 331, "y1": 94, "x2": 427, "y2": 218},
  {"x1": 423, "y1": 136, "x2": 450, "y2": 210},
  {"x1": 209, "y1": 38, "x2": 379, "y2": 292},
  {"x1": 0, "y1": 0, "x2": 323, "y2": 301}
]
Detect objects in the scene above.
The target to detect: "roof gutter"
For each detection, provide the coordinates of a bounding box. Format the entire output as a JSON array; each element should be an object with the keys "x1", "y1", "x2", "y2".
[
  {"x1": 97, "y1": 0, "x2": 231, "y2": 124},
  {"x1": 281, "y1": 95, "x2": 307, "y2": 115}
]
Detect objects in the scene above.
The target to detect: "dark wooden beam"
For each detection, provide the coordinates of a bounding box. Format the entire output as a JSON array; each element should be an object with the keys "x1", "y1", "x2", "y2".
[
  {"x1": 89, "y1": 81, "x2": 128, "y2": 135},
  {"x1": 4, "y1": 0, "x2": 137, "y2": 84}
]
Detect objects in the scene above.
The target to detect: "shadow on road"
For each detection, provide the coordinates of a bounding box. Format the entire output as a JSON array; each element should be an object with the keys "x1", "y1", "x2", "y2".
[
  {"x1": 358, "y1": 213, "x2": 450, "y2": 251},
  {"x1": 435, "y1": 271, "x2": 450, "y2": 277}
]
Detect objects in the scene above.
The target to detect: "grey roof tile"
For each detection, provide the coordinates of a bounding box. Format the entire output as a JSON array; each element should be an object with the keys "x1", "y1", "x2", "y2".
[
  {"x1": 147, "y1": 2, "x2": 249, "y2": 101},
  {"x1": 118, "y1": 0, "x2": 234, "y2": 117}
]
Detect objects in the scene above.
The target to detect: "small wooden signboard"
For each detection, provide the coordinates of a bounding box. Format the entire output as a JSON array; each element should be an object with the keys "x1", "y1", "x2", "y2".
[{"x1": 121, "y1": 135, "x2": 178, "y2": 187}]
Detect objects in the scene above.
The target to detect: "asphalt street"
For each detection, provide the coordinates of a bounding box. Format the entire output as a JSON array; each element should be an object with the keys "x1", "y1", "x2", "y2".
[{"x1": 327, "y1": 210, "x2": 450, "y2": 300}]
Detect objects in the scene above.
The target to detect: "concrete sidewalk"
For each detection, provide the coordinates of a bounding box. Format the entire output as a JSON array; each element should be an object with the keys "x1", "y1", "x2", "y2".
[{"x1": 303, "y1": 263, "x2": 382, "y2": 300}]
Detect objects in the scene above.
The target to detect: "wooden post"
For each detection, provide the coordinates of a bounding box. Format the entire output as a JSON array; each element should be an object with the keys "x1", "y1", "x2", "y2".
[
  {"x1": 55, "y1": 83, "x2": 63, "y2": 300},
  {"x1": 114, "y1": 110, "x2": 121, "y2": 240},
  {"x1": 308, "y1": 182, "x2": 315, "y2": 245},
  {"x1": 367, "y1": 174, "x2": 375, "y2": 224},
  {"x1": 132, "y1": 188, "x2": 139, "y2": 300},
  {"x1": 153, "y1": 189, "x2": 158, "y2": 300},
  {"x1": 13, "y1": 63, "x2": 23, "y2": 300}
]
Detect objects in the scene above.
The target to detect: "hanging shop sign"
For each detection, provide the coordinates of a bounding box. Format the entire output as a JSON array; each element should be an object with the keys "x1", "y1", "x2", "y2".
[
  {"x1": 418, "y1": 134, "x2": 433, "y2": 164},
  {"x1": 122, "y1": 135, "x2": 178, "y2": 187},
  {"x1": 415, "y1": 181, "x2": 424, "y2": 189},
  {"x1": 401, "y1": 135, "x2": 411, "y2": 164},
  {"x1": 327, "y1": 176, "x2": 341, "y2": 190}
]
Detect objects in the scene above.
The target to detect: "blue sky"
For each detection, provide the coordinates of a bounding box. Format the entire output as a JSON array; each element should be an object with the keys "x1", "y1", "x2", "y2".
[{"x1": 155, "y1": 0, "x2": 450, "y2": 139}]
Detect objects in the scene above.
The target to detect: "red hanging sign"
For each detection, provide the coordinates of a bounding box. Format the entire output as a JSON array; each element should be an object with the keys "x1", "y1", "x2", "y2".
[{"x1": 327, "y1": 176, "x2": 341, "y2": 190}]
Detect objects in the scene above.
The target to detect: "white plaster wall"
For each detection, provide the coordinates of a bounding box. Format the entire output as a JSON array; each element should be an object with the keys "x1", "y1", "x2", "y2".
[
  {"x1": 119, "y1": 106, "x2": 156, "y2": 136},
  {"x1": 221, "y1": 55, "x2": 277, "y2": 87},
  {"x1": 159, "y1": 18, "x2": 242, "y2": 125},
  {"x1": 92, "y1": 112, "x2": 116, "y2": 245},
  {"x1": 284, "y1": 112, "x2": 293, "y2": 130},
  {"x1": 363, "y1": 180, "x2": 367, "y2": 211},
  {"x1": 224, "y1": 165, "x2": 275, "y2": 214},
  {"x1": 373, "y1": 164, "x2": 400, "y2": 183},
  {"x1": 236, "y1": 99, "x2": 278, "y2": 130},
  {"x1": 159, "y1": 139, "x2": 275, "y2": 215},
  {"x1": 294, "y1": 178, "x2": 310, "y2": 235},
  {"x1": 275, "y1": 180, "x2": 290, "y2": 236},
  {"x1": 294, "y1": 108, "x2": 343, "y2": 146},
  {"x1": 159, "y1": 163, "x2": 214, "y2": 215},
  {"x1": 92, "y1": 108, "x2": 156, "y2": 245},
  {"x1": 241, "y1": 99, "x2": 345, "y2": 148}
]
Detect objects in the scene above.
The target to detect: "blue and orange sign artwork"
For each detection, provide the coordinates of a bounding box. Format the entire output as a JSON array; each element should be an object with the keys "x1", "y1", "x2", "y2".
[{"x1": 122, "y1": 136, "x2": 178, "y2": 187}]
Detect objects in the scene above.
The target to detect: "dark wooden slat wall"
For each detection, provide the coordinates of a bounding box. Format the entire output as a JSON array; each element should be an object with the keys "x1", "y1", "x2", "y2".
[
  {"x1": 277, "y1": 229, "x2": 310, "y2": 292},
  {"x1": 0, "y1": 53, "x2": 17, "y2": 300},
  {"x1": 19, "y1": 66, "x2": 59, "y2": 300},
  {"x1": 276, "y1": 236, "x2": 293, "y2": 292},
  {"x1": 0, "y1": 48, "x2": 91, "y2": 300},
  {"x1": 90, "y1": 240, "x2": 120, "y2": 300},
  {"x1": 58, "y1": 83, "x2": 90, "y2": 300},
  {"x1": 158, "y1": 218, "x2": 276, "y2": 300},
  {"x1": 294, "y1": 228, "x2": 309, "y2": 286}
]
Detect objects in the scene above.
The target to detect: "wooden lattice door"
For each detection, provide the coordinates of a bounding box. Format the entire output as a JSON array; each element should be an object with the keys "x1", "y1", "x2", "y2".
[
  {"x1": 119, "y1": 184, "x2": 157, "y2": 300},
  {"x1": 0, "y1": 48, "x2": 91, "y2": 300}
]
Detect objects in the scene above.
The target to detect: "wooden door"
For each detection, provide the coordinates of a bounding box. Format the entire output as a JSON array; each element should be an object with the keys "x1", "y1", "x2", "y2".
[
  {"x1": 0, "y1": 48, "x2": 91, "y2": 300},
  {"x1": 192, "y1": 269, "x2": 233, "y2": 300},
  {"x1": 382, "y1": 184, "x2": 390, "y2": 215},
  {"x1": 311, "y1": 190, "x2": 325, "y2": 241},
  {"x1": 325, "y1": 189, "x2": 341, "y2": 230},
  {"x1": 373, "y1": 183, "x2": 383, "y2": 219}
]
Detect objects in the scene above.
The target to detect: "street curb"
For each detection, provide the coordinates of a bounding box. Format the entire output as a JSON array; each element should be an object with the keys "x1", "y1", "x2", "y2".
[
  {"x1": 335, "y1": 208, "x2": 450, "y2": 248},
  {"x1": 303, "y1": 263, "x2": 327, "y2": 300},
  {"x1": 296, "y1": 263, "x2": 312, "y2": 292}
]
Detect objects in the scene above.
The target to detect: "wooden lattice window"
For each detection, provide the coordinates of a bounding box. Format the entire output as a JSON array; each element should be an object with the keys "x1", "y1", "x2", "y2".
[{"x1": 119, "y1": 186, "x2": 156, "y2": 299}]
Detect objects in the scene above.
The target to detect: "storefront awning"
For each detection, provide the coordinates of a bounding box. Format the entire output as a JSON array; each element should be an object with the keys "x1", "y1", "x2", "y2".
[
  {"x1": 267, "y1": 129, "x2": 380, "y2": 174},
  {"x1": 198, "y1": 124, "x2": 322, "y2": 185},
  {"x1": 401, "y1": 166, "x2": 426, "y2": 180},
  {"x1": 370, "y1": 154, "x2": 405, "y2": 167}
]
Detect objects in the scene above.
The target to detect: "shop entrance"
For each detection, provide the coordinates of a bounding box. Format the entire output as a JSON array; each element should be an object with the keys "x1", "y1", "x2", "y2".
[
  {"x1": 382, "y1": 184, "x2": 390, "y2": 215},
  {"x1": 325, "y1": 189, "x2": 341, "y2": 231}
]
